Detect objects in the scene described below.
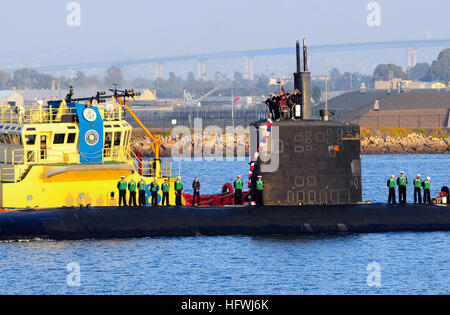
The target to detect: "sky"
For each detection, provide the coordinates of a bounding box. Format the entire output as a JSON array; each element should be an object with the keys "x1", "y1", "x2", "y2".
[{"x1": 0, "y1": 0, "x2": 449, "y2": 76}]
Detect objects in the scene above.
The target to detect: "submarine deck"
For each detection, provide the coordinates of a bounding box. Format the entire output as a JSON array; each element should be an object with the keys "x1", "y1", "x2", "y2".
[{"x1": 0, "y1": 203, "x2": 448, "y2": 241}]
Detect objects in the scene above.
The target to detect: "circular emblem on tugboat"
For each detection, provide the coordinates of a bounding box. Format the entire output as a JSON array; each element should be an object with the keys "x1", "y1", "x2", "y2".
[
  {"x1": 85, "y1": 130, "x2": 99, "y2": 146},
  {"x1": 83, "y1": 108, "x2": 97, "y2": 122}
]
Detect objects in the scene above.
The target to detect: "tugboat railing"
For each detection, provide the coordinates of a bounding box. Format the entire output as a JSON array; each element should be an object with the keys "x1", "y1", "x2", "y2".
[
  {"x1": 128, "y1": 150, "x2": 180, "y2": 179},
  {"x1": 0, "y1": 147, "x2": 133, "y2": 182},
  {"x1": 0, "y1": 167, "x2": 16, "y2": 182},
  {"x1": 0, "y1": 103, "x2": 123, "y2": 124},
  {"x1": 0, "y1": 107, "x2": 75, "y2": 124},
  {"x1": 0, "y1": 148, "x2": 25, "y2": 165}
]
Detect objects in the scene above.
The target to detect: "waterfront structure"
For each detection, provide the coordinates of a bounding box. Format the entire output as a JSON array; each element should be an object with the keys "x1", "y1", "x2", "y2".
[
  {"x1": 375, "y1": 79, "x2": 447, "y2": 91},
  {"x1": 314, "y1": 90, "x2": 450, "y2": 128},
  {"x1": 0, "y1": 90, "x2": 24, "y2": 108}
]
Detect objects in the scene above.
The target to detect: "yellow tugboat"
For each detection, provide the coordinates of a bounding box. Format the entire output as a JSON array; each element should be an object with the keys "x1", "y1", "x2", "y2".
[{"x1": 0, "y1": 87, "x2": 180, "y2": 210}]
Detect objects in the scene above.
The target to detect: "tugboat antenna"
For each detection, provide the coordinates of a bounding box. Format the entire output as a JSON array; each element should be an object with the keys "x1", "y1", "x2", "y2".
[{"x1": 59, "y1": 85, "x2": 161, "y2": 161}]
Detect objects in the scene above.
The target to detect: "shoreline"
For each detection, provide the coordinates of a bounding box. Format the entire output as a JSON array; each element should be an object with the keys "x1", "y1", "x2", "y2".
[
  {"x1": 360, "y1": 127, "x2": 449, "y2": 155},
  {"x1": 130, "y1": 127, "x2": 450, "y2": 157}
]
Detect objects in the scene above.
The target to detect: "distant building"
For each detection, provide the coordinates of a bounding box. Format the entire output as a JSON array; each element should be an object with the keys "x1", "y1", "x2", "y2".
[
  {"x1": 404, "y1": 81, "x2": 427, "y2": 90},
  {"x1": 375, "y1": 78, "x2": 447, "y2": 91},
  {"x1": 374, "y1": 78, "x2": 403, "y2": 90},
  {"x1": 314, "y1": 90, "x2": 450, "y2": 128},
  {"x1": 429, "y1": 82, "x2": 446, "y2": 90},
  {"x1": 134, "y1": 89, "x2": 157, "y2": 101},
  {"x1": 0, "y1": 90, "x2": 24, "y2": 108}
]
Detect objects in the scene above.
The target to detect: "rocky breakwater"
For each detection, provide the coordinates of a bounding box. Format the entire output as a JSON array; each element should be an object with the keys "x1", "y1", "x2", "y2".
[
  {"x1": 130, "y1": 132, "x2": 250, "y2": 158},
  {"x1": 131, "y1": 128, "x2": 449, "y2": 157},
  {"x1": 360, "y1": 128, "x2": 450, "y2": 155}
]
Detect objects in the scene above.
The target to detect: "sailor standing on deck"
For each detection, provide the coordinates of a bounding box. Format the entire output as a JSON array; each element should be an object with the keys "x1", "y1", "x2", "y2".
[
  {"x1": 423, "y1": 177, "x2": 432, "y2": 204},
  {"x1": 161, "y1": 178, "x2": 170, "y2": 206},
  {"x1": 192, "y1": 177, "x2": 201, "y2": 206},
  {"x1": 117, "y1": 176, "x2": 127, "y2": 207},
  {"x1": 234, "y1": 175, "x2": 243, "y2": 205},
  {"x1": 175, "y1": 177, "x2": 184, "y2": 206},
  {"x1": 138, "y1": 177, "x2": 147, "y2": 207},
  {"x1": 292, "y1": 89, "x2": 302, "y2": 119},
  {"x1": 285, "y1": 92, "x2": 293, "y2": 119},
  {"x1": 256, "y1": 176, "x2": 264, "y2": 206},
  {"x1": 272, "y1": 93, "x2": 281, "y2": 121},
  {"x1": 387, "y1": 175, "x2": 396, "y2": 204},
  {"x1": 265, "y1": 94, "x2": 274, "y2": 118},
  {"x1": 397, "y1": 172, "x2": 408, "y2": 204},
  {"x1": 150, "y1": 178, "x2": 160, "y2": 207},
  {"x1": 413, "y1": 174, "x2": 423, "y2": 204},
  {"x1": 279, "y1": 91, "x2": 287, "y2": 119},
  {"x1": 128, "y1": 178, "x2": 137, "y2": 207}
]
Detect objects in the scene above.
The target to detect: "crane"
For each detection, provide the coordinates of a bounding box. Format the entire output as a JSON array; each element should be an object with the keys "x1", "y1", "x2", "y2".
[
  {"x1": 114, "y1": 94, "x2": 162, "y2": 177},
  {"x1": 184, "y1": 85, "x2": 221, "y2": 107}
]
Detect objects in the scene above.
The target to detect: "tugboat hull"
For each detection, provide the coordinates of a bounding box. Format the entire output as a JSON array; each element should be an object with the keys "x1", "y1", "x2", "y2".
[{"x1": 0, "y1": 204, "x2": 449, "y2": 241}]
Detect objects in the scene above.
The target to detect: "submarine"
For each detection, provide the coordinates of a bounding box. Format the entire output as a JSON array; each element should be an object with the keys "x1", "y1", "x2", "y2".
[{"x1": 0, "y1": 40, "x2": 448, "y2": 241}]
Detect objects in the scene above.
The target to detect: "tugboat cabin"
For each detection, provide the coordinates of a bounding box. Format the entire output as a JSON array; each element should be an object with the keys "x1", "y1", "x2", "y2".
[{"x1": 0, "y1": 94, "x2": 178, "y2": 209}]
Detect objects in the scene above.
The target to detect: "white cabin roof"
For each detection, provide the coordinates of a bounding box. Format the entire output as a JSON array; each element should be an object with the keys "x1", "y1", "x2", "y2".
[{"x1": 0, "y1": 90, "x2": 17, "y2": 98}]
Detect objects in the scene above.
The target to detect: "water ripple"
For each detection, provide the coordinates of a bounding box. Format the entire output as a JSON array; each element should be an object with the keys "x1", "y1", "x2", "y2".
[{"x1": 0, "y1": 155, "x2": 449, "y2": 294}]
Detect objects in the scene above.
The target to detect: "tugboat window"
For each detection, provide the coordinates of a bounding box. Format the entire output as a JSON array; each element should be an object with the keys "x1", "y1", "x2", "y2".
[
  {"x1": 67, "y1": 133, "x2": 76, "y2": 144},
  {"x1": 26, "y1": 135, "x2": 36, "y2": 145},
  {"x1": 124, "y1": 130, "x2": 130, "y2": 147},
  {"x1": 16, "y1": 134, "x2": 23, "y2": 145},
  {"x1": 53, "y1": 133, "x2": 65, "y2": 144},
  {"x1": 104, "y1": 132, "x2": 112, "y2": 146},
  {"x1": 114, "y1": 132, "x2": 121, "y2": 146},
  {"x1": 40, "y1": 135, "x2": 47, "y2": 159},
  {"x1": 104, "y1": 132, "x2": 113, "y2": 157}
]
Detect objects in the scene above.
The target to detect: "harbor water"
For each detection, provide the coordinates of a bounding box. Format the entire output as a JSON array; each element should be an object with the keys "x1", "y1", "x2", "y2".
[{"x1": 0, "y1": 154, "x2": 449, "y2": 295}]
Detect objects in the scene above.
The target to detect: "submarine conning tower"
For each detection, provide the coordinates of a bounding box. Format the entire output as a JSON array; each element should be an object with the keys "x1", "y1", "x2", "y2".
[{"x1": 252, "y1": 39, "x2": 362, "y2": 206}]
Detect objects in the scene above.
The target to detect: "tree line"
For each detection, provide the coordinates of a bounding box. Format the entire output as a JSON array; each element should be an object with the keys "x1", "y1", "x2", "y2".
[
  {"x1": 0, "y1": 66, "x2": 124, "y2": 91},
  {"x1": 1, "y1": 48, "x2": 448, "y2": 99},
  {"x1": 373, "y1": 48, "x2": 450, "y2": 83}
]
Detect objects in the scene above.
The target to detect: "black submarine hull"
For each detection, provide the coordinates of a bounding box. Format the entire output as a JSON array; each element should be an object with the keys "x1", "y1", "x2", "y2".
[{"x1": 0, "y1": 204, "x2": 449, "y2": 241}]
